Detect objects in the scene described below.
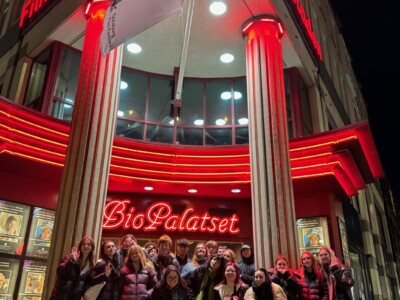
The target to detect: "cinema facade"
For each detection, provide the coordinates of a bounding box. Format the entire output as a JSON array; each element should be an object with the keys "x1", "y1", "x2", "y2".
[{"x1": 0, "y1": 0, "x2": 399, "y2": 299}]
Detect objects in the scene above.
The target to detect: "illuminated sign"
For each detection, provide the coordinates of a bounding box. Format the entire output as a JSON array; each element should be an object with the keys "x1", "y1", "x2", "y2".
[
  {"x1": 103, "y1": 201, "x2": 240, "y2": 234},
  {"x1": 19, "y1": 0, "x2": 55, "y2": 28},
  {"x1": 289, "y1": 0, "x2": 322, "y2": 61}
]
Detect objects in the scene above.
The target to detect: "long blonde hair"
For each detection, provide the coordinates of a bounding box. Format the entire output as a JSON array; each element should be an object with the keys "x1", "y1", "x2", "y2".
[{"x1": 125, "y1": 244, "x2": 154, "y2": 270}]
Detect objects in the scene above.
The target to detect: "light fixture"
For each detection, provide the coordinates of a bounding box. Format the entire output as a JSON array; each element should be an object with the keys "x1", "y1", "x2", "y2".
[
  {"x1": 234, "y1": 91, "x2": 242, "y2": 99},
  {"x1": 169, "y1": 119, "x2": 174, "y2": 125},
  {"x1": 127, "y1": 43, "x2": 142, "y2": 54},
  {"x1": 144, "y1": 186, "x2": 154, "y2": 191},
  {"x1": 194, "y1": 119, "x2": 204, "y2": 126},
  {"x1": 188, "y1": 189, "x2": 197, "y2": 193},
  {"x1": 120, "y1": 81, "x2": 128, "y2": 89},
  {"x1": 216, "y1": 119, "x2": 226, "y2": 126},
  {"x1": 209, "y1": 1, "x2": 226, "y2": 15},
  {"x1": 117, "y1": 111, "x2": 124, "y2": 117},
  {"x1": 231, "y1": 188, "x2": 241, "y2": 193},
  {"x1": 220, "y1": 53, "x2": 234, "y2": 63},
  {"x1": 221, "y1": 91, "x2": 231, "y2": 100},
  {"x1": 238, "y1": 118, "x2": 248, "y2": 125}
]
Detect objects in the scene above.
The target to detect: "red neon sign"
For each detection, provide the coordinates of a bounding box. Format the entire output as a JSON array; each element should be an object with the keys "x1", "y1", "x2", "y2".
[
  {"x1": 289, "y1": 0, "x2": 322, "y2": 61},
  {"x1": 19, "y1": 0, "x2": 54, "y2": 28},
  {"x1": 103, "y1": 200, "x2": 240, "y2": 234}
]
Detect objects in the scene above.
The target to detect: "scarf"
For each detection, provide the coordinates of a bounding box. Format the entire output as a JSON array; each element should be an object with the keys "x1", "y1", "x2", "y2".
[
  {"x1": 196, "y1": 268, "x2": 217, "y2": 300},
  {"x1": 252, "y1": 281, "x2": 273, "y2": 299}
]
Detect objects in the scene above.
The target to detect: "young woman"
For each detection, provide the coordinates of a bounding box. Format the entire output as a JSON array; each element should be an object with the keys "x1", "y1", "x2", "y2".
[
  {"x1": 181, "y1": 242, "x2": 208, "y2": 279},
  {"x1": 318, "y1": 246, "x2": 354, "y2": 300},
  {"x1": 244, "y1": 268, "x2": 287, "y2": 300},
  {"x1": 214, "y1": 262, "x2": 249, "y2": 300},
  {"x1": 151, "y1": 265, "x2": 194, "y2": 300},
  {"x1": 119, "y1": 244, "x2": 158, "y2": 300},
  {"x1": 268, "y1": 255, "x2": 302, "y2": 300},
  {"x1": 88, "y1": 240, "x2": 120, "y2": 300},
  {"x1": 187, "y1": 254, "x2": 226, "y2": 300},
  {"x1": 50, "y1": 236, "x2": 95, "y2": 300},
  {"x1": 222, "y1": 249, "x2": 236, "y2": 264},
  {"x1": 297, "y1": 251, "x2": 328, "y2": 300}
]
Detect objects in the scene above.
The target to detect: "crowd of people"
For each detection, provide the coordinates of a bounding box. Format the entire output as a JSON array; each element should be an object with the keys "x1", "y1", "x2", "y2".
[{"x1": 49, "y1": 234, "x2": 354, "y2": 300}]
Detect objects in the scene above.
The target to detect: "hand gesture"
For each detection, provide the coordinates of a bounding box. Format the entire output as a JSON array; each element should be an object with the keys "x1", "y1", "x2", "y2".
[
  {"x1": 70, "y1": 246, "x2": 80, "y2": 262},
  {"x1": 104, "y1": 263, "x2": 112, "y2": 277}
]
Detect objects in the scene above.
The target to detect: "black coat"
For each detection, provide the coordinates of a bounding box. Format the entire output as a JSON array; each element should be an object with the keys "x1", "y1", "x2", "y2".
[
  {"x1": 89, "y1": 258, "x2": 120, "y2": 300},
  {"x1": 151, "y1": 281, "x2": 195, "y2": 300},
  {"x1": 268, "y1": 268, "x2": 302, "y2": 300},
  {"x1": 50, "y1": 254, "x2": 91, "y2": 300}
]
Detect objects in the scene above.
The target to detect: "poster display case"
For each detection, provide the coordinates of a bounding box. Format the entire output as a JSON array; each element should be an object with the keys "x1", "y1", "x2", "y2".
[
  {"x1": 296, "y1": 217, "x2": 330, "y2": 258},
  {"x1": 26, "y1": 208, "x2": 55, "y2": 258},
  {"x1": 0, "y1": 257, "x2": 20, "y2": 300},
  {"x1": 17, "y1": 260, "x2": 47, "y2": 300}
]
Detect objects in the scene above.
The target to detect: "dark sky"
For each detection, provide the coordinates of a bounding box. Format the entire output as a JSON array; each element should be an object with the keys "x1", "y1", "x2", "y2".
[{"x1": 330, "y1": 1, "x2": 400, "y2": 201}]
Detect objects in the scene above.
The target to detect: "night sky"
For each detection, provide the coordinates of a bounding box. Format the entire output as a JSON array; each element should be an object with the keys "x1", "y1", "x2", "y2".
[{"x1": 330, "y1": 1, "x2": 400, "y2": 201}]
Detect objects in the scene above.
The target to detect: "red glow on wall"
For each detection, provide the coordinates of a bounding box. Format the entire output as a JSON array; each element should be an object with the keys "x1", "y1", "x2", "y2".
[
  {"x1": 103, "y1": 200, "x2": 240, "y2": 234},
  {"x1": 289, "y1": 0, "x2": 322, "y2": 61}
]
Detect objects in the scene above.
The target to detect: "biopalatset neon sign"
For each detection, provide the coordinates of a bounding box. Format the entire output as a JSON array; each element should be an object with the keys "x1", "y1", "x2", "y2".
[
  {"x1": 19, "y1": 0, "x2": 55, "y2": 28},
  {"x1": 289, "y1": 0, "x2": 322, "y2": 61},
  {"x1": 103, "y1": 200, "x2": 240, "y2": 234}
]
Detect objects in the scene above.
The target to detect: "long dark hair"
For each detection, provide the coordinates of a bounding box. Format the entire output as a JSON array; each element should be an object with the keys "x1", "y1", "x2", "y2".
[
  {"x1": 162, "y1": 265, "x2": 187, "y2": 288},
  {"x1": 78, "y1": 236, "x2": 95, "y2": 269},
  {"x1": 252, "y1": 268, "x2": 273, "y2": 299},
  {"x1": 221, "y1": 262, "x2": 242, "y2": 285},
  {"x1": 201, "y1": 254, "x2": 226, "y2": 284}
]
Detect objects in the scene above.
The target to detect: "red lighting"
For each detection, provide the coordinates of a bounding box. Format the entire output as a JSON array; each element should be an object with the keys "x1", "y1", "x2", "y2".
[
  {"x1": 19, "y1": 0, "x2": 56, "y2": 28},
  {"x1": 242, "y1": 16, "x2": 284, "y2": 38},
  {"x1": 103, "y1": 200, "x2": 240, "y2": 234}
]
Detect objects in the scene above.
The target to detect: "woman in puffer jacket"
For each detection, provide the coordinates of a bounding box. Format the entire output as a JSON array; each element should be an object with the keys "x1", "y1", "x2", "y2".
[
  {"x1": 296, "y1": 251, "x2": 328, "y2": 300},
  {"x1": 50, "y1": 236, "x2": 96, "y2": 300},
  {"x1": 120, "y1": 244, "x2": 158, "y2": 300},
  {"x1": 151, "y1": 265, "x2": 195, "y2": 300}
]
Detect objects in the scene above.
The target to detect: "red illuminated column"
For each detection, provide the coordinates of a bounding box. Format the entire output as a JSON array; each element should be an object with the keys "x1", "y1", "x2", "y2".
[
  {"x1": 44, "y1": 1, "x2": 122, "y2": 297},
  {"x1": 242, "y1": 16, "x2": 299, "y2": 268}
]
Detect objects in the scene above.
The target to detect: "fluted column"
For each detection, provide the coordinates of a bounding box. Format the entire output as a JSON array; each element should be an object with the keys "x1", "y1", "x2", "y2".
[
  {"x1": 242, "y1": 16, "x2": 298, "y2": 268},
  {"x1": 44, "y1": 0, "x2": 122, "y2": 297}
]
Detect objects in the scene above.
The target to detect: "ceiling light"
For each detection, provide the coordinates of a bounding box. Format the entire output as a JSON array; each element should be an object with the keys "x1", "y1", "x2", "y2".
[
  {"x1": 234, "y1": 91, "x2": 242, "y2": 99},
  {"x1": 144, "y1": 186, "x2": 154, "y2": 191},
  {"x1": 194, "y1": 119, "x2": 204, "y2": 126},
  {"x1": 238, "y1": 118, "x2": 248, "y2": 125},
  {"x1": 231, "y1": 188, "x2": 241, "y2": 193},
  {"x1": 209, "y1": 1, "x2": 226, "y2": 15},
  {"x1": 120, "y1": 81, "x2": 128, "y2": 89},
  {"x1": 117, "y1": 110, "x2": 124, "y2": 117},
  {"x1": 127, "y1": 43, "x2": 142, "y2": 54},
  {"x1": 216, "y1": 118, "x2": 226, "y2": 126},
  {"x1": 221, "y1": 91, "x2": 231, "y2": 100},
  {"x1": 169, "y1": 119, "x2": 174, "y2": 125},
  {"x1": 188, "y1": 189, "x2": 197, "y2": 193},
  {"x1": 220, "y1": 53, "x2": 234, "y2": 63}
]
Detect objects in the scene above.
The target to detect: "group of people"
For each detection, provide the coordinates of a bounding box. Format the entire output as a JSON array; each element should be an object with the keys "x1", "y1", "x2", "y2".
[{"x1": 49, "y1": 234, "x2": 354, "y2": 300}]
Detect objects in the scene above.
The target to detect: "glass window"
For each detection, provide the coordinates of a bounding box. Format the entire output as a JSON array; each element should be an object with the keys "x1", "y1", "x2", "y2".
[
  {"x1": 299, "y1": 78, "x2": 312, "y2": 135},
  {"x1": 0, "y1": 257, "x2": 19, "y2": 299},
  {"x1": 119, "y1": 70, "x2": 148, "y2": 120},
  {"x1": 147, "y1": 77, "x2": 174, "y2": 124},
  {"x1": 116, "y1": 119, "x2": 144, "y2": 139},
  {"x1": 235, "y1": 127, "x2": 248, "y2": 145},
  {"x1": 177, "y1": 127, "x2": 203, "y2": 145},
  {"x1": 181, "y1": 81, "x2": 204, "y2": 125},
  {"x1": 0, "y1": 0, "x2": 10, "y2": 37},
  {"x1": 205, "y1": 81, "x2": 231, "y2": 126},
  {"x1": 233, "y1": 79, "x2": 248, "y2": 126},
  {"x1": 205, "y1": 128, "x2": 232, "y2": 145},
  {"x1": 146, "y1": 124, "x2": 173, "y2": 143}
]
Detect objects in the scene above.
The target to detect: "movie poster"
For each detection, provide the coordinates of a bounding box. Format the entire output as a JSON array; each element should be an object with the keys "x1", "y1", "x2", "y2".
[
  {"x1": 0, "y1": 257, "x2": 20, "y2": 299},
  {"x1": 338, "y1": 217, "x2": 351, "y2": 267},
  {"x1": 296, "y1": 217, "x2": 330, "y2": 257},
  {"x1": 26, "y1": 207, "x2": 55, "y2": 258},
  {"x1": 0, "y1": 200, "x2": 30, "y2": 255},
  {"x1": 17, "y1": 260, "x2": 47, "y2": 300}
]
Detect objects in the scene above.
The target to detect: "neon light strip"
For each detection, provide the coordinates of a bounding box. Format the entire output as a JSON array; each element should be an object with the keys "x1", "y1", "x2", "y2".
[
  {"x1": 289, "y1": 136, "x2": 357, "y2": 152},
  {"x1": 1, "y1": 150, "x2": 64, "y2": 167},
  {"x1": 0, "y1": 136, "x2": 65, "y2": 157},
  {"x1": 292, "y1": 172, "x2": 335, "y2": 179},
  {"x1": 291, "y1": 161, "x2": 343, "y2": 171}
]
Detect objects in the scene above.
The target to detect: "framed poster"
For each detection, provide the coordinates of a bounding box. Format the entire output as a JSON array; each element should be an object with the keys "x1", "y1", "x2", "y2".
[
  {"x1": 0, "y1": 257, "x2": 20, "y2": 299},
  {"x1": 26, "y1": 207, "x2": 55, "y2": 258},
  {"x1": 17, "y1": 260, "x2": 47, "y2": 300},
  {"x1": 338, "y1": 217, "x2": 351, "y2": 267},
  {"x1": 296, "y1": 217, "x2": 330, "y2": 258},
  {"x1": 0, "y1": 200, "x2": 30, "y2": 255}
]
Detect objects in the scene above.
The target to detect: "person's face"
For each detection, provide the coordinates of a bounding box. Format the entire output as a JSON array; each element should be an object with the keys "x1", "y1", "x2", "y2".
[
  {"x1": 309, "y1": 234, "x2": 319, "y2": 246},
  {"x1": 210, "y1": 257, "x2": 221, "y2": 271},
  {"x1": 254, "y1": 270, "x2": 266, "y2": 286},
  {"x1": 301, "y1": 254, "x2": 313, "y2": 269},
  {"x1": 158, "y1": 242, "x2": 170, "y2": 255},
  {"x1": 80, "y1": 238, "x2": 92, "y2": 254},
  {"x1": 27, "y1": 276, "x2": 32, "y2": 284},
  {"x1": 195, "y1": 245, "x2": 206, "y2": 259},
  {"x1": 104, "y1": 242, "x2": 116, "y2": 257},
  {"x1": 6, "y1": 220, "x2": 16, "y2": 231},
  {"x1": 177, "y1": 244, "x2": 189, "y2": 257},
  {"x1": 148, "y1": 248, "x2": 157, "y2": 257},
  {"x1": 129, "y1": 248, "x2": 141, "y2": 262},
  {"x1": 207, "y1": 245, "x2": 217, "y2": 257},
  {"x1": 122, "y1": 237, "x2": 135, "y2": 249},
  {"x1": 275, "y1": 259, "x2": 288, "y2": 274},
  {"x1": 223, "y1": 252, "x2": 233, "y2": 263},
  {"x1": 242, "y1": 248, "x2": 251, "y2": 258},
  {"x1": 224, "y1": 265, "x2": 237, "y2": 281},
  {"x1": 41, "y1": 227, "x2": 51, "y2": 239},
  {"x1": 218, "y1": 247, "x2": 225, "y2": 255},
  {"x1": 166, "y1": 271, "x2": 179, "y2": 288},
  {"x1": 319, "y1": 250, "x2": 331, "y2": 265}
]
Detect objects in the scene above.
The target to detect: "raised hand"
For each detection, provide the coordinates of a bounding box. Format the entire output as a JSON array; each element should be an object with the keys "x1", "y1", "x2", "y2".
[
  {"x1": 104, "y1": 263, "x2": 112, "y2": 277},
  {"x1": 70, "y1": 246, "x2": 80, "y2": 262}
]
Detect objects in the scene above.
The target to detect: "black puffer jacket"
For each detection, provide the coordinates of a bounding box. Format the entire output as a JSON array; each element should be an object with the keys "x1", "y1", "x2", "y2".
[
  {"x1": 151, "y1": 281, "x2": 195, "y2": 300},
  {"x1": 268, "y1": 268, "x2": 302, "y2": 300},
  {"x1": 50, "y1": 254, "x2": 91, "y2": 300},
  {"x1": 89, "y1": 258, "x2": 120, "y2": 300}
]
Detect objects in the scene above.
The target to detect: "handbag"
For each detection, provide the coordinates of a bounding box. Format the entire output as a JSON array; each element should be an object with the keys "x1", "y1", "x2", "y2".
[{"x1": 83, "y1": 282, "x2": 106, "y2": 300}]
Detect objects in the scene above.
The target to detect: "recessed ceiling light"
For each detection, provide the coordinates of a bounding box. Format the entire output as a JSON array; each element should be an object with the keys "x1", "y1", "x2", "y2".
[
  {"x1": 144, "y1": 186, "x2": 154, "y2": 191},
  {"x1": 188, "y1": 189, "x2": 197, "y2": 193},
  {"x1": 120, "y1": 81, "x2": 128, "y2": 89},
  {"x1": 220, "y1": 53, "x2": 234, "y2": 63},
  {"x1": 231, "y1": 188, "x2": 241, "y2": 193},
  {"x1": 216, "y1": 118, "x2": 226, "y2": 126},
  {"x1": 221, "y1": 91, "x2": 231, "y2": 100},
  {"x1": 238, "y1": 118, "x2": 248, "y2": 125},
  {"x1": 234, "y1": 91, "x2": 242, "y2": 99},
  {"x1": 117, "y1": 110, "x2": 124, "y2": 117},
  {"x1": 127, "y1": 43, "x2": 142, "y2": 54},
  {"x1": 194, "y1": 119, "x2": 204, "y2": 126},
  {"x1": 209, "y1": 1, "x2": 227, "y2": 15}
]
